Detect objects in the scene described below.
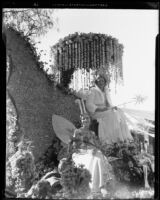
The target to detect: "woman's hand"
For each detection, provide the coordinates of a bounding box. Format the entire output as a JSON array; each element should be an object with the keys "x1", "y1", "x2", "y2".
[{"x1": 112, "y1": 106, "x2": 118, "y2": 110}]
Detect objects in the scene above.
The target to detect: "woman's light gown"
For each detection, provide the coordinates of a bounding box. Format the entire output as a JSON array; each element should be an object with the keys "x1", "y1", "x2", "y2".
[
  {"x1": 85, "y1": 85, "x2": 133, "y2": 144},
  {"x1": 72, "y1": 129, "x2": 113, "y2": 192}
]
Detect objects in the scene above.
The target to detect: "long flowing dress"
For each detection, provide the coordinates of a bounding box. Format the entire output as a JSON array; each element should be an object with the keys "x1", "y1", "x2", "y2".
[
  {"x1": 85, "y1": 85, "x2": 133, "y2": 144},
  {"x1": 72, "y1": 128, "x2": 113, "y2": 192}
]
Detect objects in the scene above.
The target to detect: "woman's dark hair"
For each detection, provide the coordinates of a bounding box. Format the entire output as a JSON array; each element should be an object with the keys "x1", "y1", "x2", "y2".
[{"x1": 95, "y1": 75, "x2": 107, "y2": 86}]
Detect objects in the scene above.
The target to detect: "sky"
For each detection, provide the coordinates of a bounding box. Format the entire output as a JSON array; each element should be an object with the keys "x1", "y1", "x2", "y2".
[{"x1": 35, "y1": 9, "x2": 158, "y2": 112}]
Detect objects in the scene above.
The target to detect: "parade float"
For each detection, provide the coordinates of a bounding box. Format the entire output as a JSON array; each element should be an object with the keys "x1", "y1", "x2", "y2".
[{"x1": 6, "y1": 29, "x2": 155, "y2": 199}]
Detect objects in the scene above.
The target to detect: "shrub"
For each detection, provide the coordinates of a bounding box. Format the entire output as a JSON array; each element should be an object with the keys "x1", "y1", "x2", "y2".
[
  {"x1": 7, "y1": 138, "x2": 36, "y2": 197},
  {"x1": 59, "y1": 158, "x2": 91, "y2": 198},
  {"x1": 23, "y1": 179, "x2": 53, "y2": 199},
  {"x1": 106, "y1": 141, "x2": 154, "y2": 187},
  {"x1": 35, "y1": 137, "x2": 63, "y2": 181}
]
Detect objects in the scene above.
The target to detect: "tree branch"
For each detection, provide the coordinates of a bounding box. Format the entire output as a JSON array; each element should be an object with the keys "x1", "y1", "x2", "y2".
[
  {"x1": 3, "y1": 9, "x2": 30, "y2": 14},
  {"x1": 36, "y1": 9, "x2": 43, "y2": 26}
]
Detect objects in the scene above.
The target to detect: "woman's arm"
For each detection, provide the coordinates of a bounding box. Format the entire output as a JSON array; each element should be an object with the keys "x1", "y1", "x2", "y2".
[
  {"x1": 105, "y1": 87, "x2": 118, "y2": 110},
  {"x1": 85, "y1": 90, "x2": 98, "y2": 114},
  {"x1": 86, "y1": 89, "x2": 109, "y2": 113},
  {"x1": 105, "y1": 87, "x2": 113, "y2": 107}
]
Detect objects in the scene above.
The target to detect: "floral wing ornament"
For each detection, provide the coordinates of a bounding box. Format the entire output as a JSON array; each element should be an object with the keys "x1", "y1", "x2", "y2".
[{"x1": 52, "y1": 114, "x2": 76, "y2": 144}]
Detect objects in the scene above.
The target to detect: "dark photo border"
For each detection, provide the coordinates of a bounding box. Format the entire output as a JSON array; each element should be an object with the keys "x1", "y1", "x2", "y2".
[{"x1": 2, "y1": 1, "x2": 159, "y2": 200}]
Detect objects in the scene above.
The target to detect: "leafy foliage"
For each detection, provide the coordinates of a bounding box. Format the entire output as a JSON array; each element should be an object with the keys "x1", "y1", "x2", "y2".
[
  {"x1": 67, "y1": 134, "x2": 154, "y2": 187},
  {"x1": 60, "y1": 68, "x2": 75, "y2": 88},
  {"x1": 3, "y1": 9, "x2": 58, "y2": 38},
  {"x1": 35, "y1": 137, "x2": 63, "y2": 181},
  {"x1": 23, "y1": 179, "x2": 53, "y2": 199},
  {"x1": 6, "y1": 94, "x2": 19, "y2": 159},
  {"x1": 102, "y1": 141, "x2": 154, "y2": 187},
  {"x1": 6, "y1": 138, "x2": 36, "y2": 197},
  {"x1": 6, "y1": 125, "x2": 154, "y2": 199},
  {"x1": 59, "y1": 158, "x2": 91, "y2": 198}
]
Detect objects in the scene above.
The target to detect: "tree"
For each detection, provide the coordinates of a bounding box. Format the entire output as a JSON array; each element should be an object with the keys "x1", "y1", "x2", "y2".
[{"x1": 3, "y1": 8, "x2": 59, "y2": 38}]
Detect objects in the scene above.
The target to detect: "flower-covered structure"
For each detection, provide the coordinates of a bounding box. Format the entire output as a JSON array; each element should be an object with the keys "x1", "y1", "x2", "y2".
[
  {"x1": 6, "y1": 27, "x2": 80, "y2": 161},
  {"x1": 51, "y1": 32, "x2": 124, "y2": 88}
]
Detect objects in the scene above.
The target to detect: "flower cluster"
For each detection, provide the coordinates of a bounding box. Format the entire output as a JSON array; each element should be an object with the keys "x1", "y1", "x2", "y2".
[
  {"x1": 8, "y1": 139, "x2": 36, "y2": 196},
  {"x1": 34, "y1": 137, "x2": 63, "y2": 181},
  {"x1": 69, "y1": 132, "x2": 154, "y2": 187},
  {"x1": 59, "y1": 158, "x2": 91, "y2": 198},
  {"x1": 23, "y1": 179, "x2": 53, "y2": 199},
  {"x1": 103, "y1": 141, "x2": 154, "y2": 186},
  {"x1": 6, "y1": 94, "x2": 19, "y2": 159}
]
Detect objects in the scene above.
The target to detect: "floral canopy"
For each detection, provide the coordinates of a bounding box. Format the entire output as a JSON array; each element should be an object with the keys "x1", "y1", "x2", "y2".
[{"x1": 51, "y1": 32, "x2": 124, "y2": 86}]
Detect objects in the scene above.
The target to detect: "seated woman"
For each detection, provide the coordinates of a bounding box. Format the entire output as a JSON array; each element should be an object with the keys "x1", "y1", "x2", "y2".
[
  {"x1": 72, "y1": 113, "x2": 114, "y2": 196},
  {"x1": 85, "y1": 72, "x2": 133, "y2": 144}
]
